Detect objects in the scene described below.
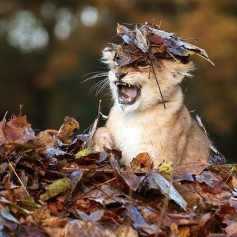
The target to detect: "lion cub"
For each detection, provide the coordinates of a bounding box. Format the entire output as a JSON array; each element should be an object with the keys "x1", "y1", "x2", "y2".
[{"x1": 90, "y1": 48, "x2": 211, "y2": 168}]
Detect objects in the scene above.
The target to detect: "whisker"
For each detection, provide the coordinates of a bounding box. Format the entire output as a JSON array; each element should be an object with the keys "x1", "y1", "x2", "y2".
[
  {"x1": 90, "y1": 78, "x2": 109, "y2": 94},
  {"x1": 93, "y1": 80, "x2": 107, "y2": 92},
  {"x1": 96, "y1": 79, "x2": 109, "y2": 93},
  {"x1": 89, "y1": 80, "x2": 106, "y2": 93},
  {"x1": 95, "y1": 79, "x2": 109, "y2": 96},
  {"x1": 81, "y1": 71, "x2": 106, "y2": 78},
  {"x1": 82, "y1": 69, "x2": 110, "y2": 97},
  {"x1": 81, "y1": 72, "x2": 108, "y2": 83},
  {"x1": 102, "y1": 91, "x2": 112, "y2": 97}
]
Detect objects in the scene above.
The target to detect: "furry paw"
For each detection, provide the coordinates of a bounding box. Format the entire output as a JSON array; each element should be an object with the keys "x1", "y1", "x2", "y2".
[{"x1": 89, "y1": 127, "x2": 113, "y2": 152}]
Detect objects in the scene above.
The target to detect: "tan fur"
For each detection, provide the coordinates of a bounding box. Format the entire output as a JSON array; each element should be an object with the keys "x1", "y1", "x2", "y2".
[{"x1": 90, "y1": 50, "x2": 211, "y2": 168}]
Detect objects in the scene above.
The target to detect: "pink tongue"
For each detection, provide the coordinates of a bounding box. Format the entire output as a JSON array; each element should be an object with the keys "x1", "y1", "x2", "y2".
[{"x1": 121, "y1": 86, "x2": 137, "y2": 98}]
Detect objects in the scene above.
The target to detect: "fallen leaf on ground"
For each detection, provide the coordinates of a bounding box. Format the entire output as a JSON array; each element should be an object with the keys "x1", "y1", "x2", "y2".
[
  {"x1": 56, "y1": 116, "x2": 79, "y2": 144},
  {"x1": 0, "y1": 111, "x2": 237, "y2": 237},
  {"x1": 0, "y1": 114, "x2": 35, "y2": 144},
  {"x1": 146, "y1": 170, "x2": 187, "y2": 211},
  {"x1": 131, "y1": 152, "x2": 153, "y2": 171},
  {"x1": 40, "y1": 178, "x2": 70, "y2": 201}
]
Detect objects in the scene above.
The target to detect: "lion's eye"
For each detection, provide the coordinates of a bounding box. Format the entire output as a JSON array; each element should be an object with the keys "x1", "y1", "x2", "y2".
[
  {"x1": 137, "y1": 60, "x2": 149, "y2": 67},
  {"x1": 115, "y1": 57, "x2": 120, "y2": 63},
  {"x1": 113, "y1": 53, "x2": 120, "y2": 63}
]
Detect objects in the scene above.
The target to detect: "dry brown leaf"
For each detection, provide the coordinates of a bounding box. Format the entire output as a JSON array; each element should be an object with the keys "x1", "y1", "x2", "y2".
[
  {"x1": 33, "y1": 207, "x2": 68, "y2": 227},
  {"x1": 198, "y1": 213, "x2": 211, "y2": 228},
  {"x1": 228, "y1": 176, "x2": 237, "y2": 189},
  {"x1": 173, "y1": 181, "x2": 203, "y2": 209},
  {"x1": 196, "y1": 171, "x2": 223, "y2": 194},
  {"x1": 131, "y1": 152, "x2": 153, "y2": 171},
  {"x1": 225, "y1": 222, "x2": 237, "y2": 237},
  {"x1": 179, "y1": 226, "x2": 190, "y2": 237},
  {"x1": 140, "y1": 207, "x2": 160, "y2": 224},
  {"x1": 170, "y1": 223, "x2": 179, "y2": 236},
  {"x1": 63, "y1": 220, "x2": 115, "y2": 237},
  {"x1": 195, "y1": 182, "x2": 231, "y2": 206},
  {"x1": 174, "y1": 162, "x2": 209, "y2": 176},
  {"x1": 37, "y1": 129, "x2": 57, "y2": 149},
  {"x1": 56, "y1": 116, "x2": 79, "y2": 143},
  {"x1": 18, "y1": 225, "x2": 46, "y2": 237},
  {"x1": 115, "y1": 226, "x2": 138, "y2": 237},
  {"x1": 43, "y1": 227, "x2": 64, "y2": 237},
  {"x1": 0, "y1": 115, "x2": 35, "y2": 144}
]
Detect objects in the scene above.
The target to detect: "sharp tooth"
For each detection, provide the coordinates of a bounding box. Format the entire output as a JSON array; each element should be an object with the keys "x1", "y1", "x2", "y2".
[{"x1": 128, "y1": 85, "x2": 131, "y2": 88}]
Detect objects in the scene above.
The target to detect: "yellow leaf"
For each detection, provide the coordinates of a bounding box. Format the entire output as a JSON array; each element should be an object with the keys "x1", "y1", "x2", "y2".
[
  {"x1": 75, "y1": 149, "x2": 91, "y2": 158},
  {"x1": 157, "y1": 161, "x2": 173, "y2": 178}
]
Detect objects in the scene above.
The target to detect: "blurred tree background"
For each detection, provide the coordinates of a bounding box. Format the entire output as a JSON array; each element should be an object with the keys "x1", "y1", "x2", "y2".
[{"x1": 0, "y1": 0, "x2": 236, "y2": 161}]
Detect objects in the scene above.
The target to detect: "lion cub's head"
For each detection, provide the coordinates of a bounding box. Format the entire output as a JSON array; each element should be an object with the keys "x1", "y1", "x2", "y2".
[{"x1": 102, "y1": 47, "x2": 194, "y2": 113}]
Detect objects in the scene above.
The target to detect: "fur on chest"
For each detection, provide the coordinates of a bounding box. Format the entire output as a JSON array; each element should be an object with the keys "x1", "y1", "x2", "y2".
[{"x1": 106, "y1": 106, "x2": 173, "y2": 157}]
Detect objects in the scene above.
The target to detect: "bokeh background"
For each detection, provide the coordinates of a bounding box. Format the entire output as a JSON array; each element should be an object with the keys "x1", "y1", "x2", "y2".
[{"x1": 0, "y1": 0, "x2": 236, "y2": 161}]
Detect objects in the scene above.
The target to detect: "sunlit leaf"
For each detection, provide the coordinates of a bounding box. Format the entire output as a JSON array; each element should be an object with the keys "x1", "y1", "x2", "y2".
[
  {"x1": 75, "y1": 148, "x2": 92, "y2": 158},
  {"x1": 40, "y1": 178, "x2": 70, "y2": 201},
  {"x1": 147, "y1": 171, "x2": 187, "y2": 211}
]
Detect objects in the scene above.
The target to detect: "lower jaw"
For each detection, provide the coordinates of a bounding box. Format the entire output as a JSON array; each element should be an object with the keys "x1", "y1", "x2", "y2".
[
  {"x1": 118, "y1": 96, "x2": 138, "y2": 105},
  {"x1": 118, "y1": 100, "x2": 136, "y2": 105},
  {"x1": 117, "y1": 94, "x2": 140, "y2": 105}
]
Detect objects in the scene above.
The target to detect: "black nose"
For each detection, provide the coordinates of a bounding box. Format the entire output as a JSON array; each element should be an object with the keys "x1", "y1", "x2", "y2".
[{"x1": 115, "y1": 72, "x2": 127, "y2": 81}]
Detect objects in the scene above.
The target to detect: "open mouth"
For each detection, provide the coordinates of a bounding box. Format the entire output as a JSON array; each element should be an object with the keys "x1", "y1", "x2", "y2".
[{"x1": 115, "y1": 82, "x2": 141, "y2": 105}]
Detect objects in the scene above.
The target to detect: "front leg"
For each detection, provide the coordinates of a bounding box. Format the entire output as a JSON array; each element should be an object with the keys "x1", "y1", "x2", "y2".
[{"x1": 89, "y1": 127, "x2": 113, "y2": 152}]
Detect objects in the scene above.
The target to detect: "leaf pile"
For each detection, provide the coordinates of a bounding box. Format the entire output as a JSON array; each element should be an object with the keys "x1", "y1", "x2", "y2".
[
  {"x1": 0, "y1": 113, "x2": 237, "y2": 237},
  {"x1": 112, "y1": 22, "x2": 214, "y2": 68}
]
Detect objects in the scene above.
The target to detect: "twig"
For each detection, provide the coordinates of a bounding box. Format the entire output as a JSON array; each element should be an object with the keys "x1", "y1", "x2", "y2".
[
  {"x1": 125, "y1": 171, "x2": 134, "y2": 237},
  {"x1": 95, "y1": 174, "x2": 162, "y2": 216},
  {"x1": 88, "y1": 100, "x2": 102, "y2": 139},
  {"x1": 150, "y1": 59, "x2": 166, "y2": 109},
  {"x1": 8, "y1": 162, "x2": 30, "y2": 196},
  {"x1": 93, "y1": 183, "x2": 124, "y2": 204},
  {"x1": 45, "y1": 170, "x2": 70, "y2": 177},
  {"x1": 155, "y1": 197, "x2": 168, "y2": 237},
  {"x1": 42, "y1": 129, "x2": 58, "y2": 134},
  {"x1": 95, "y1": 177, "x2": 116, "y2": 187},
  {"x1": 111, "y1": 217, "x2": 120, "y2": 226},
  {"x1": 62, "y1": 167, "x2": 147, "y2": 175},
  {"x1": 148, "y1": 60, "x2": 152, "y2": 79},
  {"x1": 166, "y1": 50, "x2": 179, "y2": 62},
  {"x1": 2, "y1": 111, "x2": 8, "y2": 121},
  {"x1": 223, "y1": 166, "x2": 234, "y2": 187},
  {"x1": 119, "y1": 190, "x2": 161, "y2": 215},
  {"x1": 155, "y1": 171, "x2": 173, "y2": 237},
  {"x1": 19, "y1": 104, "x2": 24, "y2": 116}
]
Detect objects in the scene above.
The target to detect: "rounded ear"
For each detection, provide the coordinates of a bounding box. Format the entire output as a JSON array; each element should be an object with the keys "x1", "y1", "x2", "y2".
[
  {"x1": 170, "y1": 61, "x2": 195, "y2": 78},
  {"x1": 160, "y1": 60, "x2": 195, "y2": 82},
  {"x1": 101, "y1": 47, "x2": 116, "y2": 69}
]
